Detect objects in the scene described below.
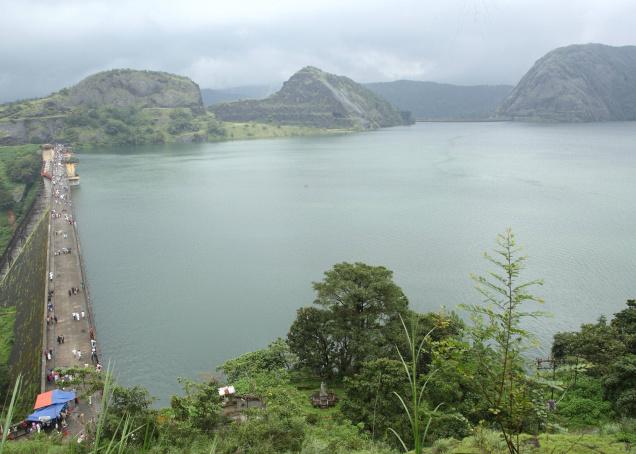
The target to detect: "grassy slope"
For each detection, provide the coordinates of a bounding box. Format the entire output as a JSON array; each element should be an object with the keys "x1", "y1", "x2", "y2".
[
  {"x1": 0, "y1": 144, "x2": 40, "y2": 252},
  {"x1": 222, "y1": 121, "x2": 349, "y2": 140}
]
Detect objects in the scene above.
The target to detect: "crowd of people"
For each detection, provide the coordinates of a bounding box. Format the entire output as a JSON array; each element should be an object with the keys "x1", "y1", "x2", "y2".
[{"x1": 46, "y1": 145, "x2": 102, "y2": 375}]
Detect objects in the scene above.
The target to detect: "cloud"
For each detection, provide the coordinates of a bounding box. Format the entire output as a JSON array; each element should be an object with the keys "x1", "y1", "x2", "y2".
[{"x1": 0, "y1": 0, "x2": 635, "y2": 102}]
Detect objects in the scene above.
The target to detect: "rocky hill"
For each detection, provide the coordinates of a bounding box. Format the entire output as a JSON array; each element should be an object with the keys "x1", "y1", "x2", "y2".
[
  {"x1": 0, "y1": 69, "x2": 210, "y2": 145},
  {"x1": 212, "y1": 66, "x2": 412, "y2": 129},
  {"x1": 365, "y1": 80, "x2": 512, "y2": 120},
  {"x1": 498, "y1": 43, "x2": 636, "y2": 122}
]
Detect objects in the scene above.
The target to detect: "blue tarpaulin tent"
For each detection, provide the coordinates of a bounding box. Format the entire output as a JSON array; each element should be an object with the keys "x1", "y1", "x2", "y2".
[
  {"x1": 26, "y1": 402, "x2": 67, "y2": 422},
  {"x1": 34, "y1": 389, "x2": 76, "y2": 409}
]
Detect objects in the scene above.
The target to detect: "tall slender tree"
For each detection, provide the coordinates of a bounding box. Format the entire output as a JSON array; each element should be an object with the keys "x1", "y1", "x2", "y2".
[{"x1": 462, "y1": 228, "x2": 544, "y2": 454}]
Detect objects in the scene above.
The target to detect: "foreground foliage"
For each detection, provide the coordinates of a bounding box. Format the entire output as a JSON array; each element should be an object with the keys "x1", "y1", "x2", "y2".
[{"x1": 1, "y1": 230, "x2": 635, "y2": 453}]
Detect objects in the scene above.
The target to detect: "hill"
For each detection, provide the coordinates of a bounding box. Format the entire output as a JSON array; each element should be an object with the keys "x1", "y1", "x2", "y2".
[
  {"x1": 497, "y1": 43, "x2": 636, "y2": 122},
  {"x1": 212, "y1": 66, "x2": 413, "y2": 129},
  {"x1": 365, "y1": 80, "x2": 513, "y2": 120},
  {"x1": 201, "y1": 85, "x2": 278, "y2": 106},
  {"x1": 0, "y1": 69, "x2": 218, "y2": 146}
]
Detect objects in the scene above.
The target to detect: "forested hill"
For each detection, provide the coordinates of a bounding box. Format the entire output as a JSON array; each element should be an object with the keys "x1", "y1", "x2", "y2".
[
  {"x1": 497, "y1": 43, "x2": 636, "y2": 122},
  {"x1": 0, "y1": 69, "x2": 220, "y2": 146},
  {"x1": 211, "y1": 66, "x2": 413, "y2": 129},
  {"x1": 365, "y1": 80, "x2": 513, "y2": 120}
]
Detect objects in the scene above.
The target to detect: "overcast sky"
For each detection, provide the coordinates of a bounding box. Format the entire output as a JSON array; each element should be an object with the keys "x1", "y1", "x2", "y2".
[{"x1": 1, "y1": 0, "x2": 635, "y2": 102}]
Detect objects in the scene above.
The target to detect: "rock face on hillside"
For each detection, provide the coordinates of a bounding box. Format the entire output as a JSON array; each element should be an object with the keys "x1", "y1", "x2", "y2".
[
  {"x1": 212, "y1": 66, "x2": 412, "y2": 129},
  {"x1": 60, "y1": 69, "x2": 204, "y2": 110},
  {"x1": 498, "y1": 44, "x2": 636, "y2": 122},
  {"x1": 366, "y1": 80, "x2": 513, "y2": 120}
]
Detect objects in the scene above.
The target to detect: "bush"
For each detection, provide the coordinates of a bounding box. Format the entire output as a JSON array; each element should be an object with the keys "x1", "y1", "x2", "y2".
[
  {"x1": 426, "y1": 412, "x2": 472, "y2": 442},
  {"x1": 431, "y1": 437, "x2": 459, "y2": 454},
  {"x1": 557, "y1": 376, "x2": 615, "y2": 427}
]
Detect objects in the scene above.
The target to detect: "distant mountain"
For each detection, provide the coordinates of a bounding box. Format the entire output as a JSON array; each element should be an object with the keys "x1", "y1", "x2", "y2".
[
  {"x1": 201, "y1": 85, "x2": 278, "y2": 106},
  {"x1": 212, "y1": 66, "x2": 413, "y2": 129},
  {"x1": 365, "y1": 81, "x2": 513, "y2": 120},
  {"x1": 498, "y1": 43, "x2": 636, "y2": 122},
  {"x1": 0, "y1": 69, "x2": 212, "y2": 145}
]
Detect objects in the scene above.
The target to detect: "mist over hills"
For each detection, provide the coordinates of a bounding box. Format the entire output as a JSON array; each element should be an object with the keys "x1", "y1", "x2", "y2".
[{"x1": 365, "y1": 81, "x2": 513, "y2": 121}]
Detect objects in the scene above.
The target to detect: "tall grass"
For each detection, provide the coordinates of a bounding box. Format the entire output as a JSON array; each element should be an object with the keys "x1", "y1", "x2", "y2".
[
  {"x1": 388, "y1": 315, "x2": 442, "y2": 454},
  {"x1": 0, "y1": 374, "x2": 22, "y2": 454}
]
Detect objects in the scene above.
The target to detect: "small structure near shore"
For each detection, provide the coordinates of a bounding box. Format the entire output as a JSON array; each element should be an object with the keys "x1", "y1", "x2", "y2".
[
  {"x1": 310, "y1": 382, "x2": 338, "y2": 409},
  {"x1": 218, "y1": 385, "x2": 265, "y2": 421},
  {"x1": 62, "y1": 147, "x2": 80, "y2": 186}
]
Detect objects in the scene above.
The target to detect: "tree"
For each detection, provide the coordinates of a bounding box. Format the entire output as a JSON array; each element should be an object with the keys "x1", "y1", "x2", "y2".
[
  {"x1": 604, "y1": 354, "x2": 636, "y2": 417},
  {"x1": 170, "y1": 377, "x2": 223, "y2": 433},
  {"x1": 342, "y1": 358, "x2": 410, "y2": 444},
  {"x1": 552, "y1": 317, "x2": 625, "y2": 376},
  {"x1": 5, "y1": 153, "x2": 40, "y2": 185},
  {"x1": 287, "y1": 262, "x2": 409, "y2": 377},
  {"x1": 101, "y1": 385, "x2": 157, "y2": 445},
  {"x1": 462, "y1": 229, "x2": 544, "y2": 454},
  {"x1": 287, "y1": 307, "x2": 335, "y2": 377}
]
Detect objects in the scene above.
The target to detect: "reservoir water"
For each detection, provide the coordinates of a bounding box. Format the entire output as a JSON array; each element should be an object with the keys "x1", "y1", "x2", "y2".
[{"x1": 74, "y1": 122, "x2": 636, "y2": 403}]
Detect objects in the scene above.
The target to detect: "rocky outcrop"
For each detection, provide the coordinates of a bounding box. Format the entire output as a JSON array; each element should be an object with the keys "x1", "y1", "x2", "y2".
[
  {"x1": 498, "y1": 43, "x2": 636, "y2": 122},
  {"x1": 365, "y1": 80, "x2": 513, "y2": 121},
  {"x1": 60, "y1": 69, "x2": 204, "y2": 110},
  {"x1": 0, "y1": 69, "x2": 206, "y2": 145},
  {"x1": 212, "y1": 66, "x2": 412, "y2": 129},
  {"x1": 0, "y1": 117, "x2": 66, "y2": 145}
]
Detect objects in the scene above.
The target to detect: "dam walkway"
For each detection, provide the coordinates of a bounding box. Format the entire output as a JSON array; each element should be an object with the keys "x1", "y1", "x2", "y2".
[{"x1": 43, "y1": 145, "x2": 101, "y2": 437}]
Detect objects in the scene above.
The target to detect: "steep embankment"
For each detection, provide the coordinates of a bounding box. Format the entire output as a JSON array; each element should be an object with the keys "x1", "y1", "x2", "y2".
[
  {"x1": 0, "y1": 211, "x2": 48, "y2": 413},
  {"x1": 212, "y1": 66, "x2": 413, "y2": 129},
  {"x1": 365, "y1": 80, "x2": 513, "y2": 120},
  {"x1": 498, "y1": 43, "x2": 636, "y2": 122},
  {"x1": 0, "y1": 69, "x2": 221, "y2": 146}
]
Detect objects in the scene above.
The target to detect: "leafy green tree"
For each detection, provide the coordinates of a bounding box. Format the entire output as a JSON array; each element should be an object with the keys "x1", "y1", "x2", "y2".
[
  {"x1": 101, "y1": 385, "x2": 157, "y2": 445},
  {"x1": 604, "y1": 354, "x2": 636, "y2": 417},
  {"x1": 612, "y1": 299, "x2": 636, "y2": 353},
  {"x1": 5, "y1": 153, "x2": 40, "y2": 185},
  {"x1": 342, "y1": 358, "x2": 410, "y2": 444},
  {"x1": 287, "y1": 307, "x2": 336, "y2": 377},
  {"x1": 288, "y1": 262, "x2": 409, "y2": 378},
  {"x1": 552, "y1": 317, "x2": 625, "y2": 375},
  {"x1": 170, "y1": 377, "x2": 223, "y2": 433},
  {"x1": 462, "y1": 229, "x2": 544, "y2": 454}
]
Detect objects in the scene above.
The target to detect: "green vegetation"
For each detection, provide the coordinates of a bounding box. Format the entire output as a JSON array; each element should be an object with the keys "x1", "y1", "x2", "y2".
[
  {"x1": 0, "y1": 68, "x2": 369, "y2": 149},
  {"x1": 0, "y1": 211, "x2": 48, "y2": 416},
  {"x1": 0, "y1": 144, "x2": 41, "y2": 253},
  {"x1": 1, "y1": 230, "x2": 635, "y2": 453},
  {"x1": 0, "y1": 307, "x2": 16, "y2": 395}
]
